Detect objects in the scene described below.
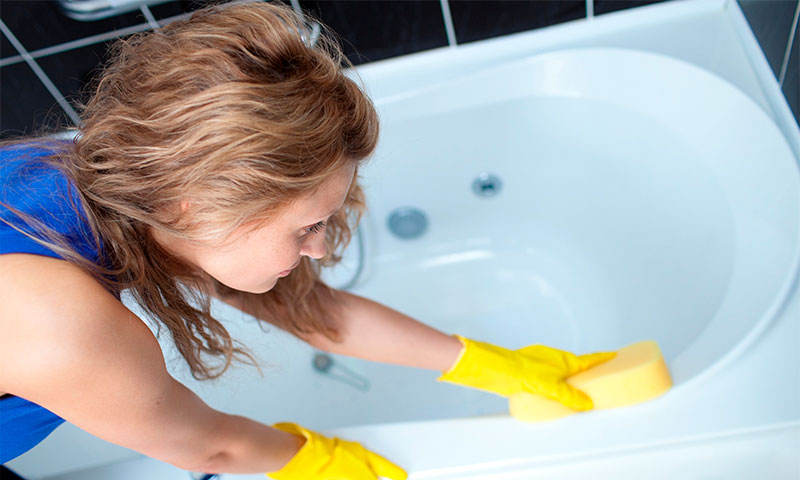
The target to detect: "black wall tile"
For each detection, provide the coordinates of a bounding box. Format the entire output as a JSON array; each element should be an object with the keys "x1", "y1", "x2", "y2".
[
  {"x1": 1, "y1": 32, "x2": 16, "y2": 59},
  {"x1": 738, "y1": 0, "x2": 797, "y2": 81},
  {"x1": 594, "y1": 0, "x2": 669, "y2": 16},
  {"x1": 0, "y1": 63, "x2": 69, "y2": 139},
  {"x1": 148, "y1": 0, "x2": 208, "y2": 21},
  {"x1": 35, "y1": 39, "x2": 118, "y2": 113},
  {"x1": 782, "y1": 24, "x2": 798, "y2": 125},
  {"x1": 0, "y1": 0, "x2": 145, "y2": 53},
  {"x1": 300, "y1": 0, "x2": 448, "y2": 65},
  {"x1": 449, "y1": 0, "x2": 585, "y2": 45}
]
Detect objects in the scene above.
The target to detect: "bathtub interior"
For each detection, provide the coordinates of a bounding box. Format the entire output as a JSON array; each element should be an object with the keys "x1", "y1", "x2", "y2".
[{"x1": 338, "y1": 47, "x2": 800, "y2": 391}]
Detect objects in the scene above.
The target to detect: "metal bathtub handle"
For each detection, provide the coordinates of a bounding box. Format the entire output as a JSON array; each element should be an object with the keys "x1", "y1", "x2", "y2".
[{"x1": 312, "y1": 351, "x2": 371, "y2": 391}]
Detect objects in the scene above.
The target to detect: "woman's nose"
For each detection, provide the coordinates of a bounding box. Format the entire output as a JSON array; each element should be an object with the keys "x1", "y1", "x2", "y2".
[{"x1": 300, "y1": 233, "x2": 327, "y2": 259}]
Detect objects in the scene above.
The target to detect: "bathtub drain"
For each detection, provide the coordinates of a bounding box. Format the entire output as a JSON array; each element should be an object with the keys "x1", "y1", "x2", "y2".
[{"x1": 387, "y1": 207, "x2": 428, "y2": 240}]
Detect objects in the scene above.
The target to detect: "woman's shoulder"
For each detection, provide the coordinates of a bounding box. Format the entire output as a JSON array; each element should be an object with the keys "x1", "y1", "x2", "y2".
[
  {"x1": 0, "y1": 254, "x2": 118, "y2": 361},
  {"x1": 0, "y1": 253, "x2": 176, "y2": 451},
  {"x1": 0, "y1": 254, "x2": 158, "y2": 391},
  {"x1": 0, "y1": 254, "x2": 120, "y2": 324}
]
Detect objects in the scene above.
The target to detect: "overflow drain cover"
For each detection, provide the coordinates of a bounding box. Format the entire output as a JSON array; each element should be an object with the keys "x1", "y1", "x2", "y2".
[{"x1": 473, "y1": 172, "x2": 502, "y2": 197}]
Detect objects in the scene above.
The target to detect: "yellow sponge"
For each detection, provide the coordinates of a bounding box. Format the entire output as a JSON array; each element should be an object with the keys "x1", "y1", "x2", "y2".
[{"x1": 509, "y1": 340, "x2": 672, "y2": 422}]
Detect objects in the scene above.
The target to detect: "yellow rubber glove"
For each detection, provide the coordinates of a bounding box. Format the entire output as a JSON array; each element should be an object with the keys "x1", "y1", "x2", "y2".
[
  {"x1": 266, "y1": 422, "x2": 407, "y2": 480},
  {"x1": 437, "y1": 335, "x2": 616, "y2": 411}
]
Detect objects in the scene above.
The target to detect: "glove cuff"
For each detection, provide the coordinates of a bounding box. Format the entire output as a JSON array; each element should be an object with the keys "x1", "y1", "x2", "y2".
[
  {"x1": 436, "y1": 335, "x2": 520, "y2": 397},
  {"x1": 267, "y1": 422, "x2": 331, "y2": 479},
  {"x1": 438, "y1": 334, "x2": 469, "y2": 377}
]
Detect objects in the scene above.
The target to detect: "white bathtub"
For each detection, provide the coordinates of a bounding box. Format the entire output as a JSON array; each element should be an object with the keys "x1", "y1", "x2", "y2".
[
  {"x1": 11, "y1": 1, "x2": 800, "y2": 478},
  {"x1": 360, "y1": 46, "x2": 800, "y2": 387}
]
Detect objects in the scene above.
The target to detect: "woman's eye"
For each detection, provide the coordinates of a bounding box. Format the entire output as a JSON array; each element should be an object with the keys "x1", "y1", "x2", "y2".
[{"x1": 305, "y1": 221, "x2": 327, "y2": 235}]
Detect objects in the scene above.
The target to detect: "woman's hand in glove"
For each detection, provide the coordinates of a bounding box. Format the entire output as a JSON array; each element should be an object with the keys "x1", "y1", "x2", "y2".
[
  {"x1": 437, "y1": 335, "x2": 615, "y2": 411},
  {"x1": 266, "y1": 422, "x2": 407, "y2": 480}
]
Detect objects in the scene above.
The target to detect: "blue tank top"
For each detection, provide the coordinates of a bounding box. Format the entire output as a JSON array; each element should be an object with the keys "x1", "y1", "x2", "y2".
[{"x1": 0, "y1": 141, "x2": 103, "y2": 463}]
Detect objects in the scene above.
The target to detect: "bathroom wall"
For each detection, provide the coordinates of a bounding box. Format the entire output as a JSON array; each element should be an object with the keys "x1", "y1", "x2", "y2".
[
  {"x1": 0, "y1": 0, "x2": 668, "y2": 139},
  {"x1": 737, "y1": 0, "x2": 799, "y2": 127}
]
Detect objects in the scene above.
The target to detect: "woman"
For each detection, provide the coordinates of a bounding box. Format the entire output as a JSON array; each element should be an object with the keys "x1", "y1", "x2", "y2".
[{"x1": 0, "y1": 2, "x2": 614, "y2": 478}]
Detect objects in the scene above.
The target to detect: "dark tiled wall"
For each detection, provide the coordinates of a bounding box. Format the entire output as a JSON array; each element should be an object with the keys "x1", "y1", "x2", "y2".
[
  {"x1": 0, "y1": 0, "x2": 669, "y2": 139},
  {"x1": 300, "y1": 1, "x2": 449, "y2": 64},
  {"x1": 448, "y1": 0, "x2": 586, "y2": 45},
  {"x1": 738, "y1": 0, "x2": 799, "y2": 125}
]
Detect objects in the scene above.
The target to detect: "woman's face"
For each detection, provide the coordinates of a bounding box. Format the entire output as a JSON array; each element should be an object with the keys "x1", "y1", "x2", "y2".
[{"x1": 159, "y1": 163, "x2": 356, "y2": 294}]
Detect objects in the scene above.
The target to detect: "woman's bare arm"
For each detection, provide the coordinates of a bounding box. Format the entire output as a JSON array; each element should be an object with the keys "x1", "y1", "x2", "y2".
[
  {"x1": 306, "y1": 290, "x2": 464, "y2": 371},
  {"x1": 220, "y1": 287, "x2": 464, "y2": 372},
  {"x1": 0, "y1": 254, "x2": 303, "y2": 474}
]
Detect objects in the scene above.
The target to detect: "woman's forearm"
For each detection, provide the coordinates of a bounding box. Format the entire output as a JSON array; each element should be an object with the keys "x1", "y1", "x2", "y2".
[
  {"x1": 195, "y1": 413, "x2": 304, "y2": 474},
  {"x1": 305, "y1": 290, "x2": 464, "y2": 372},
  {"x1": 213, "y1": 286, "x2": 463, "y2": 372}
]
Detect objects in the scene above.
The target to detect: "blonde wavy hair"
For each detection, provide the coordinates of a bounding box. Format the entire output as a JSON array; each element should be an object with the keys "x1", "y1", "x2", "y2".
[{"x1": 0, "y1": 1, "x2": 379, "y2": 379}]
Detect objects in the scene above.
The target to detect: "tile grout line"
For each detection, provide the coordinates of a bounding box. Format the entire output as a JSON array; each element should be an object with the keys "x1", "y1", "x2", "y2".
[
  {"x1": 0, "y1": 10, "x2": 196, "y2": 69},
  {"x1": 139, "y1": 5, "x2": 160, "y2": 30},
  {"x1": 156, "y1": 10, "x2": 194, "y2": 28},
  {"x1": 439, "y1": 0, "x2": 457, "y2": 47},
  {"x1": 0, "y1": 22, "x2": 153, "y2": 68},
  {"x1": 0, "y1": 18, "x2": 82, "y2": 127},
  {"x1": 779, "y1": 0, "x2": 800, "y2": 86}
]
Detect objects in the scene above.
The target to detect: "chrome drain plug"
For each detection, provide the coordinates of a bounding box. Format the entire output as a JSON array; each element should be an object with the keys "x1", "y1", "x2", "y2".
[
  {"x1": 473, "y1": 172, "x2": 502, "y2": 197},
  {"x1": 387, "y1": 207, "x2": 428, "y2": 240}
]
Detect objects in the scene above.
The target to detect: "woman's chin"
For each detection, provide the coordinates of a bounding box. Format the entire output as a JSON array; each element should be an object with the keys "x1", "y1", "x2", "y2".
[{"x1": 215, "y1": 277, "x2": 278, "y2": 295}]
